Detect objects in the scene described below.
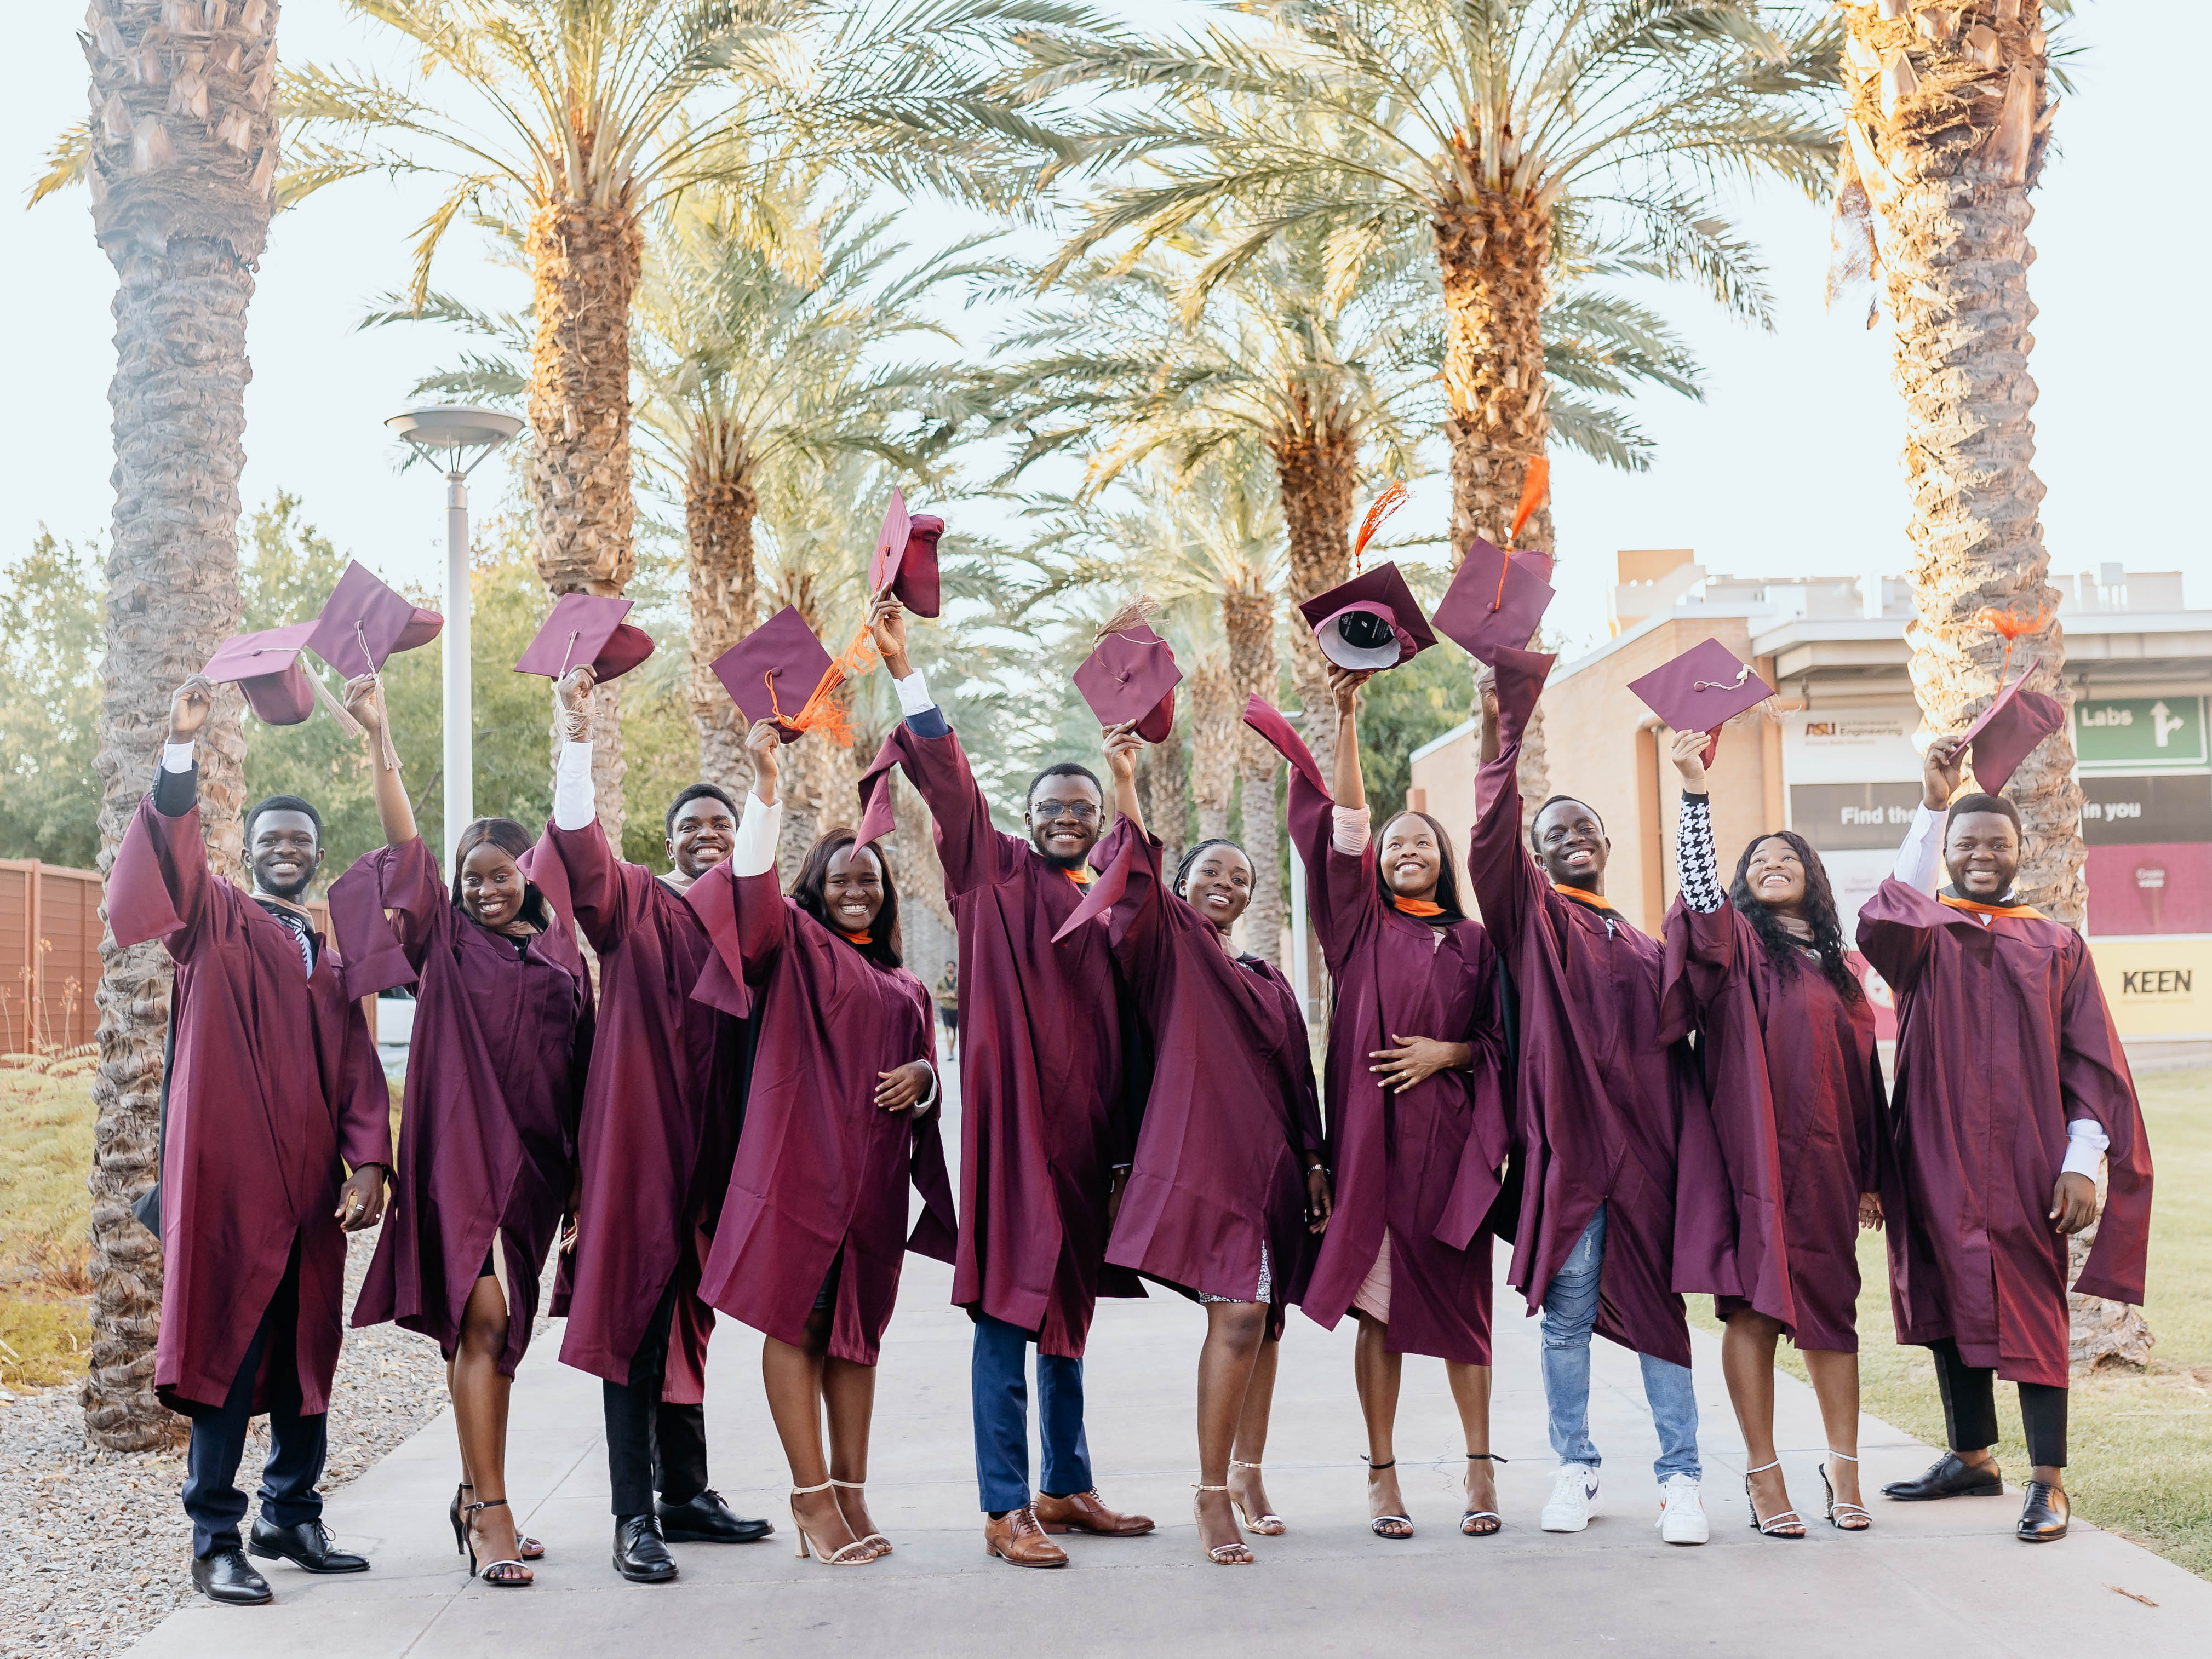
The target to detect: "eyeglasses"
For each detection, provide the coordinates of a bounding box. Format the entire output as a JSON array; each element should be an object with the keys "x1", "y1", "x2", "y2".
[{"x1": 1031, "y1": 800, "x2": 1100, "y2": 823}]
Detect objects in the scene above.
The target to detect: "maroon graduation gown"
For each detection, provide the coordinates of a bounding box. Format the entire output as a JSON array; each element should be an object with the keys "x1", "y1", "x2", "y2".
[
  {"x1": 535, "y1": 820, "x2": 748, "y2": 1402},
  {"x1": 107, "y1": 794, "x2": 391, "y2": 1415},
  {"x1": 1856, "y1": 879, "x2": 2153, "y2": 1387},
  {"x1": 331, "y1": 836, "x2": 591, "y2": 1374},
  {"x1": 1246, "y1": 712, "x2": 1512, "y2": 1363},
  {"x1": 866, "y1": 721, "x2": 1139, "y2": 1357},
  {"x1": 1088, "y1": 823, "x2": 1326, "y2": 1314},
  {"x1": 1663, "y1": 900, "x2": 1884, "y2": 1347},
  {"x1": 691, "y1": 863, "x2": 957, "y2": 1365},
  {"x1": 1468, "y1": 675, "x2": 1730, "y2": 1369}
]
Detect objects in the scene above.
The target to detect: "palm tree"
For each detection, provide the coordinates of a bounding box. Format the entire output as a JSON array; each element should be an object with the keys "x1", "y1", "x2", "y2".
[
  {"x1": 1833, "y1": 0, "x2": 2082, "y2": 923},
  {"x1": 30, "y1": 0, "x2": 284, "y2": 1454}
]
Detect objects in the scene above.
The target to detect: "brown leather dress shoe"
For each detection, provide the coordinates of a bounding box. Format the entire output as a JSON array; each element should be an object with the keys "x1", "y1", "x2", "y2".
[
  {"x1": 983, "y1": 1507, "x2": 1068, "y2": 1568},
  {"x1": 1033, "y1": 1489, "x2": 1155, "y2": 1537}
]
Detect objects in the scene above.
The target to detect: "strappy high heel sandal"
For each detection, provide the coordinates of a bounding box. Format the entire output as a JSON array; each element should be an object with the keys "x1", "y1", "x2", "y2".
[
  {"x1": 463, "y1": 1497, "x2": 533, "y2": 1586},
  {"x1": 454, "y1": 1482, "x2": 544, "y2": 1561},
  {"x1": 1743, "y1": 1460, "x2": 1805, "y2": 1539},
  {"x1": 1461, "y1": 1451, "x2": 1508, "y2": 1536},
  {"x1": 1192, "y1": 1485, "x2": 1254, "y2": 1564},
  {"x1": 1363, "y1": 1457, "x2": 1412, "y2": 1539},
  {"x1": 1821, "y1": 1451, "x2": 1872, "y2": 1531},
  {"x1": 1227, "y1": 1459, "x2": 1285, "y2": 1535},
  {"x1": 829, "y1": 1478, "x2": 890, "y2": 1554},
  {"x1": 789, "y1": 1481, "x2": 877, "y2": 1564}
]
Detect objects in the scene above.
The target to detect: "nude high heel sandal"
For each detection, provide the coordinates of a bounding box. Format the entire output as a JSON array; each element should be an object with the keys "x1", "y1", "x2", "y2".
[
  {"x1": 790, "y1": 1482, "x2": 876, "y2": 1564},
  {"x1": 1192, "y1": 1485, "x2": 1254, "y2": 1565},
  {"x1": 1227, "y1": 1460, "x2": 1284, "y2": 1535},
  {"x1": 829, "y1": 1478, "x2": 890, "y2": 1554}
]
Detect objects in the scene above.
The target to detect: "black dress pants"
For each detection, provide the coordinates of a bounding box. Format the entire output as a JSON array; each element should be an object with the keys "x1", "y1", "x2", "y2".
[
  {"x1": 180, "y1": 1238, "x2": 328, "y2": 1556},
  {"x1": 604, "y1": 1278, "x2": 709, "y2": 1516},
  {"x1": 1930, "y1": 1336, "x2": 2068, "y2": 1467}
]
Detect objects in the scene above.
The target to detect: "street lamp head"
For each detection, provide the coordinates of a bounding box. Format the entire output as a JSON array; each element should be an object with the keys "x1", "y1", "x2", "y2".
[{"x1": 386, "y1": 404, "x2": 524, "y2": 474}]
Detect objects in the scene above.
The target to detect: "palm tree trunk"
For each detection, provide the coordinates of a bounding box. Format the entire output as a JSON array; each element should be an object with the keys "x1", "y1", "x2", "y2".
[
  {"x1": 1189, "y1": 663, "x2": 1234, "y2": 841},
  {"x1": 1843, "y1": 4, "x2": 2083, "y2": 924},
  {"x1": 526, "y1": 200, "x2": 643, "y2": 850},
  {"x1": 81, "y1": 0, "x2": 280, "y2": 1453},
  {"x1": 685, "y1": 439, "x2": 757, "y2": 799},
  {"x1": 1136, "y1": 733, "x2": 1189, "y2": 874},
  {"x1": 1271, "y1": 415, "x2": 1357, "y2": 784},
  {"x1": 1224, "y1": 586, "x2": 1281, "y2": 965}
]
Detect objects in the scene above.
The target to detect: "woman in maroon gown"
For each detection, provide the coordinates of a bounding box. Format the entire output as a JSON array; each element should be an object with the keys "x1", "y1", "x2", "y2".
[
  {"x1": 330, "y1": 680, "x2": 591, "y2": 1587},
  {"x1": 694, "y1": 721, "x2": 955, "y2": 1568},
  {"x1": 1658, "y1": 731, "x2": 1886, "y2": 1538},
  {"x1": 1077, "y1": 725, "x2": 1330, "y2": 1565},
  {"x1": 1246, "y1": 670, "x2": 1513, "y2": 1540}
]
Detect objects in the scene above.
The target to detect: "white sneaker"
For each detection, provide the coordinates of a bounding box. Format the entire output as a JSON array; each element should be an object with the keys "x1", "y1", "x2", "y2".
[
  {"x1": 1541, "y1": 1463, "x2": 1600, "y2": 1532},
  {"x1": 1656, "y1": 1473, "x2": 1709, "y2": 1545}
]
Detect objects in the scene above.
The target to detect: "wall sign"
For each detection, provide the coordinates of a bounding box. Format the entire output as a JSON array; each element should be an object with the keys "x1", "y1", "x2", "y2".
[{"x1": 2074, "y1": 695, "x2": 2208, "y2": 770}]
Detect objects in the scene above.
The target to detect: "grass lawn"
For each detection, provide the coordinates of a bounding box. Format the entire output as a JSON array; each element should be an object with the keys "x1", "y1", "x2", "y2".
[
  {"x1": 0, "y1": 1066, "x2": 96, "y2": 1394},
  {"x1": 1693, "y1": 1066, "x2": 2212, "y2": 1580}
]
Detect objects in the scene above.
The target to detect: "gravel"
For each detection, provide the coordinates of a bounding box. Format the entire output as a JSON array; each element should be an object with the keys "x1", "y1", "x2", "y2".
[{"x1": 0, "y1": 1227, "x2": 460, "y2": 1655}]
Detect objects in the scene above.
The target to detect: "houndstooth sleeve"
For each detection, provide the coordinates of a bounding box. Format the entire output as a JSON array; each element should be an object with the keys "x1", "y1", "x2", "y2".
[{"x1": 1676, "y1": 794, "x2": 1726, "y2": 914}]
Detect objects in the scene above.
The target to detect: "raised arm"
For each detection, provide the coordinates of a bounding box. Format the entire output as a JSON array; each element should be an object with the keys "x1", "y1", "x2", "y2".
[
  {"x1": 111, "y1": 677, "x2": 222, "y2": 954},
  {"x1": 1331, "y1": 665, "x2": 1371, "y2": 813},
  {"x1": 1468, "y1": 655, "x2": 1550, "y2": 946},
  {"x1": 865, "y1": 595, "x2": 1008, "y2": 895},
  {"x1": 1103, "y1": 722, "x2": 1145, "y2": 835},
  {"x1": 545, "y1": 666, "x2": 639, "y2": 950},
  {"x1": 343, "y1": 673, "x2": 417, "y2": 847},
  {"x1": 731, "y1": 719, "x2": 795, "y2": 969}
]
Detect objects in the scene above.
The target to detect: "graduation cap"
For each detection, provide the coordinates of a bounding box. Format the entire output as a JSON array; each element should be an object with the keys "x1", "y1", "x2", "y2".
[
  {"x1": 1627, "y1": 638, "x2": 1774, "y2": 766},
  {"x1": 202, "y1": 622, "x2": 322, "y2": 726},
  {"x1": 1073, "y1": 623, "x2": 1182, "y2": 743},
  {"x1": 1432, "y1": 536, "x2": 1556, "y2": 665},
  {"x1": 866, "y1": 489, "x2": 945, "y2": 619},
  {"x1": 1298, "y1": 562, "x2": 1437, "y2": 673},
  {"x1": 1962, "y1": 663, "x2": 2065, "y2": 793},
  {"x1": 305, "y1": 559, "x2": 443, "y2": 679},
  {"x1": 513, "y1": 592, "x2": 656, "y2": 684},
  {"x1": 709, "y1": 606, "x2": 835, "y2": 745}
]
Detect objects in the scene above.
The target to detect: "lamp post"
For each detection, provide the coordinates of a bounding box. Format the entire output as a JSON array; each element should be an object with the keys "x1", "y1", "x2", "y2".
[{"x1": 385, "y1": 405, "x2": 524, "y2": 860}]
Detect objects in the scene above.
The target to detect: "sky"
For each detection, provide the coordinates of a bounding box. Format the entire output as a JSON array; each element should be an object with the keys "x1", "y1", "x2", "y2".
[{"x1": 4, "y1": 2, "x2": 2205, "y2": 661}]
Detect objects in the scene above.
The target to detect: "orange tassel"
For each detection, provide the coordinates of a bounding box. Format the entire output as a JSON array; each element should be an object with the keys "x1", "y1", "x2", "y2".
[
  {"x1": 1351, "y1": 483, "x2": 1408, "y2": 572},
  {"x1": 1508, "y1": 457, "x2": 1550, "y2": 546},
  {"x1": 761, "y1": 624, "x2": 880, "y2": 749},
  {"x1": 1972, "y1": 602, "x2": 2054, "y2": 678}
]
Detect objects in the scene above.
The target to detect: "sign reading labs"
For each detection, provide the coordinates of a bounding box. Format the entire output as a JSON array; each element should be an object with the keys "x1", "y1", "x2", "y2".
[{"x1": 2075, "y1": 695, "x2": 2208, "y2": 770}]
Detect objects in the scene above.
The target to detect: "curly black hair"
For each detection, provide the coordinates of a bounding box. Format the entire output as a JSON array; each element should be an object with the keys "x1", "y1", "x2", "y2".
[{"x1": 1727, "y1": 830, "x2": 1861, "y2": 1004}]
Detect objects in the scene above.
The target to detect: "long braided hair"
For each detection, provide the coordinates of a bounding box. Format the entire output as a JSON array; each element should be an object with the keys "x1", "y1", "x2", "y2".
[{"x1": 1727, "y1": 830, "x2": 1861, "y2": 1004}]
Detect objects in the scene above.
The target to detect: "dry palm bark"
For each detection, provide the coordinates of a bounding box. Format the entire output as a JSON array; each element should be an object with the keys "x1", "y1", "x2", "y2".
[
  {"x1": 684, "y1": 454, "x2": 758, "y2": 798},
  {"x1": 1189, "y1": 663, "x2": 1235, "y2": 842},
  {"x1": 1135, "y1": 736, "x2": 1190, "y2": 874},
  {"x1": 1837, "y1": 0, "x2": 2082, "y2": 922},
  {"x1": 1270, "y1": 409, "x2": 1358, "y2": 784},
  {"x1": 1224, "y1": 587, "x2": 1282, "y2": 965},
  {"x1": 77, "y1": 0, "x2": 281, "y2": 1452}
]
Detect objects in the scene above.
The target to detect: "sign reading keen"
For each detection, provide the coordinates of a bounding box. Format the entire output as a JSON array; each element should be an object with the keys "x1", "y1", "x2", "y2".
[{"x1": 2074, "y1": 695, "x2": 2208, "y2": 770}]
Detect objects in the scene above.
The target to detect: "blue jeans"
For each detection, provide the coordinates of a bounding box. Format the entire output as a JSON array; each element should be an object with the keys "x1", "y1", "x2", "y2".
[
  {"x1": 1538, "y1": 1205, "x2": 1701, "y2": 1482},
  {"x1": 971, "y1": 1313, "x2": 1092, "y2": 1513}
]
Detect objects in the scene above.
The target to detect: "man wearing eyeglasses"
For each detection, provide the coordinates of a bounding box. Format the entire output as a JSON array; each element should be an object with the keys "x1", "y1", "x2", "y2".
[{"x1": 862, "y1": 596, "x2": 1154, "y2": 1569}]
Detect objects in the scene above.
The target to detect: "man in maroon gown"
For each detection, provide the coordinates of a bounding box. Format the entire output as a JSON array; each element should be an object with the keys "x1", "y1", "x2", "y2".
[
  {"x1": 535, "y1": 669, "x2": 772, "y2": 1582},
  {"x1": 1858, "y1": 736, "x2": 2152, "y2": 1542},
  {"x1": 859, "y1": 599, "x2": 1153, "y2": 1569},
  {"x1": 106, "y1": 678, "x2": 391, "y2": 1606}
]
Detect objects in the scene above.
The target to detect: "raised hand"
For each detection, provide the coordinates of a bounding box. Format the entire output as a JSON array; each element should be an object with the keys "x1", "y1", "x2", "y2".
[
  {"x1": 746, "y1": 718, "x2": 785, "y2": 806},
  {"x1": 867, "y1": 594, "x2": 912, "y2": 678},
  {"x1": 1102, "y1": 720, "x2": 1143, "y2": 784},
  {"x1": 1669, "y1": 726, "x2": 1710, "y2": 793},
  {"x1": 1327, "y1": 663, "x2": 1372, "y2": 717},
  {"x1": 556, "y1": 665, "x2": 597, "y2": 741},
  {"x1": 342, "y1": 673, "x2": 385, "y2": 736},
  {"x1": 167, "y1": 675, "x2": 216, "y2": 744},
  {"x1": 1922, "y1": 733, "x2": 1968, "y2": 810}
]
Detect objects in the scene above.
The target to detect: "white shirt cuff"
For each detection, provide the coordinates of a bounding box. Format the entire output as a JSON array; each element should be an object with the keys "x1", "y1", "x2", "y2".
[
  {"x1": 732, "y1": 790, "x2": 782, "y2": 878},
  {"x1": 2061, "y1": 1118, "x2": 2110, "y2": 1179},
  {"x1": 552, "y1": 741, "x2": 596, "y2": 831},
  {"x1": 162, "y1": 741, "x2": 196, "y2": 774},
  {"x1": 893, "y1": 668, "x2": 936, "y2": 718},
  {"x1": 1893, "y1": 801, "x2": 1945, "y2": 892},
  {"x1": 916, "y1": 1059, "x2": 941, "y2": 1111},
  {"x1": 1332, "y1": 803, "x2": 1372, "y2": 856}
]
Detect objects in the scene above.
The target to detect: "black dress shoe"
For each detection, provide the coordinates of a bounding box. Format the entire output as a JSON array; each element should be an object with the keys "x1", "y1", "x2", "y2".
[
  {"x1": 657, "y1": 1488, "x2": 773, "y2": 1543},
  {"x1": 2017, "y1": 1480, "x2": 2070, "y2": 1542},
  {"x1": 613, "y1": 1513, "x2": 679, "y2": 1582},
  {"x1": 248, "y1": 1516, "x2": 370, "y2": 1574},
  {"x1": 192, "y1": 1547, "x2": 273, "y2": 1606},
  {"x1": 1881, "y1": 1452, "x2": 2004, "y2": 1502}
]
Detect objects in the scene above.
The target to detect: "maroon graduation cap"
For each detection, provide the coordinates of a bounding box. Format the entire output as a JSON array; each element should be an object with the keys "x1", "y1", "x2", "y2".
[
  {"x1": 203, "y1": 622, "x2": 322, "y2": 726},
  {"x1": 1432, "y1": 536, "x2": 1556, "y2": 665},
  {"x1": 1298, "y1": 562, "x2": 1437, "y2": 673},
  {"x1": 866, "y1": 489, "x2": 945, "y2": 619},
  {"x1": 709, "y1": 605, "x2": 835, "y2": 745},
  {"x1": 513, "y1": 592, "x2": 656, "y2": 684},
  {"x1": 1962, "y1": 663, "x2": 2065, "y2": 793},
  {"x1": 1627, "y1": 638, "x2": 1774, "y2": 766},
  {"x1": 305, "y1": 559, "x2": 444, "y2": 679},
  {"x1": 1073, "y1": 623, "x2": 1181, "y2": 743}
]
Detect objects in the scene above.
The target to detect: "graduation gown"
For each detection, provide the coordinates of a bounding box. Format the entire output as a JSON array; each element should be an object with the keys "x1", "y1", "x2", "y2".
[
  {"x1": 107, "y1": 792, "x2": 391, "y2": 1415},
  {"x1": 1663, "y1": 899, "x2": 1884, "y2": 1347},
  {"x1": 331, "y1": 836, "x2": 591, "y2": 1373},
  {"x1": 534, "y1": 820, "x2": 748, "y2": 1402},
  {"x1": 1087, "y1": 823, "x2": 1325, "y2": 1316},
  {"x1": 1467, "y1": 667, "x2": 1730, "y2": 1369},
  {"x1": 1857, "y1": 879, "x2": 2153, "y2": 1387},
  {"x1": 866, "y1": 721, "x2": 1140, "y2": 1358},
  {"x1": 1245, "y1": 707, "x2": 1512, "y2": 1363},
  {"x1": 691, "y1": 863, "x2": 956, "y2": 1365}
]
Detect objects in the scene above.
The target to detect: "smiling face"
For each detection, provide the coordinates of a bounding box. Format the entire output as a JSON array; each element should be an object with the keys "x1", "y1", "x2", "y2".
[
  {"x1": 245, "y1": 810, "x2": 322, "y2": 902},
  {"x1": 823, "y1": 843, "x2": 886, "y2": 934},
  {"x1": 1379, "y1": 813, "x2": 1443, "y2": 902},
  {"x1": 459, "y1": 841, "x2": 528, "y2": 929},
  {"x1": 667, "y1": 795, "x2": 736, "y2": 878},
  {"x1": 1945, "y1": 810, "x2": 2021, "y2": 899},
  {"x1": 1179, "y1": 842, "x2": 1253, "y2": 929},
  {"x1": 1744, "y1": 835, "x2": 1808, "y2": 914},
  {"x1": 1025, "y1": 773, "x2": 1105, "y2": 869},
  {"x1": 1533, "y1": 799, "x2": 1609, "y2": 890}
]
